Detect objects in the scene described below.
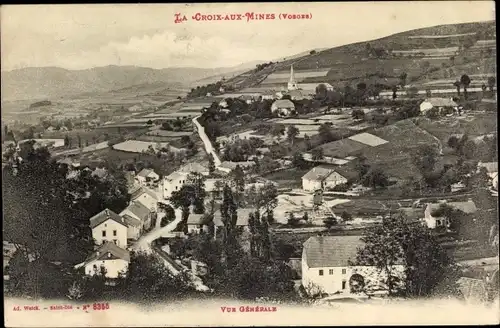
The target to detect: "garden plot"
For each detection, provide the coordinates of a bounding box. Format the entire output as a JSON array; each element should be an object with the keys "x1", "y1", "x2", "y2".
[
  {"x1": 348, "y1": 132, "x2": 389, "y2": 147},
  {"x1": 319, "y1": 138, "x2": 368, "y2": 158},
  {"x1": 275, "y1": 118, "x2": 319, "y2": 125},
  {"x1": 112, "y1": 140, "x2": 181, "y2": 153}
]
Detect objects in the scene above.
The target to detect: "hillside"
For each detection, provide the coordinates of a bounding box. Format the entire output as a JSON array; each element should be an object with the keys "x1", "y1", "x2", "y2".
[
  {"x1": 0, "y1": 62, "x2": 263, "y2": 101},
  {"x1": 227, "y1": 20, "x2": 496, "y2": 91}
]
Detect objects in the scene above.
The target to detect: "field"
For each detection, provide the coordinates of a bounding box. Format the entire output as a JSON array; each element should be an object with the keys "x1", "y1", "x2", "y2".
[
  {"x1": 319, "y1": 138, "x2": 368, "y2": 158},
  {"x1": 414, "y1": 113, "x2": 498, "y2": 144},
  {"x1": 262, "y1": 167, "x2": 311, "y2": 188}
]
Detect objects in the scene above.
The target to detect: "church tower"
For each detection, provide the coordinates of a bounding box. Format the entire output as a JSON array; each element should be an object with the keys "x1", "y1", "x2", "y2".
[{"x1": 287, "y1": 65, "x2": 298, "y2": 91}]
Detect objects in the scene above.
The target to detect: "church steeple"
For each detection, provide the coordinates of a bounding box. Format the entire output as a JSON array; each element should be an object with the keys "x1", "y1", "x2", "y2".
[{"x1": 287, "y1": 65, "x2": 298, "y2": 91}]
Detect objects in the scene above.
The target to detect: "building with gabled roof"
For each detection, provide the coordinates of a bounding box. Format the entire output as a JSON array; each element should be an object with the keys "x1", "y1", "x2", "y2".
[
  {"x1": 302, "y1": 166, "x2": 348, "y2": 192},
  {"x1": 130, "y1": 186, "x2": 159, "y2": 211},
  {"x1": 162, "y1": 171, "x2": 189, "y2": 199},
  {"x1": 301, "y1": 235, "x2": 404, "y2": 295},
  {"x1": 424, "y1": 200, "x2": 477, "y2": 229},
  {"x1": 89, "y1": 209, "x2": 128, "y2": 249},
  {"x1": 271, "y1": 99, "x2": 295, "y2": 117},
  {"x1": 135, "y1": 168, "x2": 160, "y2": 185},
  {"x1": 76, "y1": 242, "x2": 130, "y2": 279}
]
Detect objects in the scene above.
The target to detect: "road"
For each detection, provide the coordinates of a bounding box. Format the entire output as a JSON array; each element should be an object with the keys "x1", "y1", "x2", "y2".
[{"x1": 130, "y1": 201, "x2": 183, "y2": 253}]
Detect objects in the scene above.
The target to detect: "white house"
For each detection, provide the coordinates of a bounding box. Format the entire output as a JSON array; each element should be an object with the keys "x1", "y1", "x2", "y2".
[
  {"x1": 419, "y1": 98, "x2": 458, "y2": 114},
  {"x1": 271, "y1": 99, "x2": 295, "y2": 117},
  {"x1": 423, "y1": 200, "x2": 478, "y2": 229},
  {"x1": 302, "y1": 235, "x2": 405, "y2": 295},
  {"x1": 301, "y1": 166, "x2": 348, "y2": 192},
  {"x1": 89, "y1": 209, "x2": 128, "y2": 249},
  {"x1": 477, "y1": 161, "x2": 498, "y2": 186},
  {"x1": 135, "y1": 168, "x2": 160, "y2": 185},
  {"x1": 130, "y1": 186, "x2": 159, "y2": 212},
  {"x1": 77, "y1": 242, "x2": 130, "y2": 279},
  {"x1": 162, "y1": 171, "x2": 189, "y2": 199},
  {"x1": 261, "y1": 90, "x2": 276, "y2": 100},
  {"x1": 187, "y1": 213, "x2": 208, "y2": 234}
]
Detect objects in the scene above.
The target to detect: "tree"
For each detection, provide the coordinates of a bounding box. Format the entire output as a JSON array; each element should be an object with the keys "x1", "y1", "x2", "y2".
[
  {"x1": 323, "y1": 216, "x2": 338, "y2": 229},
  {"x1": 230, "y1": 165, "x2": 245, "y2": 193},
  {"x1": 208, "y1": 155, "x2": 216, "y2": 175},
  {"x1": 487, "y1": 76, "x2": 496, "y2": 92},
  {"x1": 352, "y1": 109, "x2": 365, "y2": 120},
  {"x1": 453, "y1": 80, "x2": 461, "y2": 96},
  {"x1": 160, "y1": 205, "x2": 176, "y2": 227},
  {"x1": 124, "y1": 251, "x2": 193, "y2": 301},
  {"x1": 447, "y1": 136, "x2": 460, "y2": 150},
  {"x1": 292, "y1": 152, "x2": 308, "y2": 169},
  {"x1": 77, "y1": 134, "x2": 82, "y2": 148},
  {"x1": 391, "y1": 85, "x2": 398, "y2": 100},
  {"x1": 304, "y1": 134, "x2": 312, "y2": 150},
  {"x1": 399, "y1": 72, "x2": 408, "y2": 87},
  {"x1": 361, "y1": 167, "x2": 390, "y2": 189},
  {"x1": 286, "y1": 125, "x2": 300, "y2": 145},
  {"x1": 315, "y1": 83, "x2": 328, "y2": 100},
  {"x1": 460, "y1": 74, "x2": 471, "y2": 100},
  {"x1": 270, "y1": 124, "x2": 285, "y2": 141},
  {"x1": 340, "y1": 211, "x2": 352, "y2": 222},
  {"x1": 219, "y1": 185, "x2": 240, "y2": 266},
  {"x1": 64, "y1": 135, "x2": 71, "y2": 148},
  {"x1": 413, "y1": 145, "x2": 439, "y2": 173},
  {"x1": 318, "y1": 123, "x2": 336, "y2": 143},
  {"x1": 255, "y1": 183, "x2": 279, "y2": 222},
  {"x1": 311, "y1": 147, "x2": 324, "y2": 161},
  {"x1": 287, "y1": 213, "x2": 300, "y2": 226}
]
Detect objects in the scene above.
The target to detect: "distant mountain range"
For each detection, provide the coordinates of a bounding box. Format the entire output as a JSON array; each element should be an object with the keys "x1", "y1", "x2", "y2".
[{"x1": 1, "y1": 60, "x2": 267, "y2": 101}]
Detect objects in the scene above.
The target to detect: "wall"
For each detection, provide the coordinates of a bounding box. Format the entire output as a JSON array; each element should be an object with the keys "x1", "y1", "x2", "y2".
[
  {"x1": 302, "y1": 251, "x2": 405, "y2": 295},
  {"x1": 162, "y1": 174, "x2": 188, "y2": 199},
  {"x1": 92, "y1": 220, "x2": 128, "y2": 248},
  {"x1": 85, "y1": 259, "x2": 129, "y2": 279},
  {"x1": 302, "y1": 178, "x2": 322, "y2": 192},
  {"x1": 134, "y1": 193, "x2": 157, "y2": 211}
]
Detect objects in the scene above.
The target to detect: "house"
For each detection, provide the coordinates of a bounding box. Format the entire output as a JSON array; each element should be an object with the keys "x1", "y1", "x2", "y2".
[
  {"x1": 120, "y1": 200, "x2": 153, "y2": 232},
  {"x1": 271, "y1": 99, "x2": 295, "y2": 117},
  {"x1": 135, "y1": 168, "x2": 160, "y2": 185},
  {"x1": 178, "y1": 162, "x2": 210, "y2": 176},
  {"x1": 187, "y1": 213, "x2": 209, "y2": 234},
  {"x1": 130, "y1": 186, "x2": 159, "y2": 211},
  {"x1": 162, "y1": 171, "x2": 189, "y2": 199},
  {"x1": 477, "y1": 162, "x2": 498, "y2": 183},
  {"x1": 205, "y1": 178, "x2": 224, "y2": 195},
  {"x1": 77, "y1": 242, "x2": 130, "y2": 279},
  {"x1": 419, "y1": 98, "x2": 458, "y2": 114},
  {"x1": 89, "y1": 209, "x2": 128, "y2": 248},
  {"x1": 121, "y1": 214, "x2": 142, "y2": 240},
  {"x1": 423, "y1": 200, "x2": 478, "y2": 229},
  {"x1": 301, "y1": 235, "x2": 404, "y2": 295},
  {"x1": 301, "y1": 166, "x2": 348, "y2": 192}
]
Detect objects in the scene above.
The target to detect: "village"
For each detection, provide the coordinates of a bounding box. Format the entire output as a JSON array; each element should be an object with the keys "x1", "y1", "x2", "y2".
[{"x1": 2, "y1": 20, "x2": 499, "y2": 307}]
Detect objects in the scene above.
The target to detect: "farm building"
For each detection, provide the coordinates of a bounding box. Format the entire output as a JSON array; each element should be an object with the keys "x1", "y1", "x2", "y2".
[
  {"x1": 301, "y1": 166, "x2": 348, "y2": 192},
  {"x1": 424, "y1": 200, "x2": 477, "y2": 229}
]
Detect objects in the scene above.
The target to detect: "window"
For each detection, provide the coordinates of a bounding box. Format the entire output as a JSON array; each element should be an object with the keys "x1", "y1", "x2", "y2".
[
  {"x1": 113, "y1": 239, "x2": 118, "y2": 245},
  {"x1": 102, "y1": 230, "x2": 106, "y2": 237},
  {"x1": 329, "y1": 269, "x2": 334, "y2": 275},
  {"x1": 175, "y1": 186, "x2": 178, "y2": 190},
  {"x1": 113, "y1": 230, "x2": 117, "y2": 236},
  {"x1": 342, "y1": 268, "x2": 347, "y2": 274},
  {"x1": 319, "y1": 269, "x2": 324, "y2": 276},
  {"x1": 342, "y1": 280, "x2": 347, "y2": 290}
]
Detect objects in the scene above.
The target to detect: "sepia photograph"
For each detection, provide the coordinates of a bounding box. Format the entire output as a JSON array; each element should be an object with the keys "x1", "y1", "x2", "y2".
[{"x1": 2, "y1": 2, "x2": 499, "y2": 326}]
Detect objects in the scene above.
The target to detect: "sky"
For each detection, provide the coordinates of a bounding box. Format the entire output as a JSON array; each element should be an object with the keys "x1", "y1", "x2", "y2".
[{"x1": 1, "y1": 2, "x2": 495, "y2": 71}]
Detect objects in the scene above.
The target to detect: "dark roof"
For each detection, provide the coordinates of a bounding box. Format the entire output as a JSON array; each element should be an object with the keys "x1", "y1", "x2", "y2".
[
  {"x1": 187, "y1": 213, "x2": 206, "y2": 225},
  {"x1": 83, "y1": 242, "x2": 130, "y2": 265},
  {"x1": 137, "y1": 168, "x2": 157, "y2": 178},
  {"x1": 122, "y1": 214, "x2": 141, "y2": 228},
  {"x1": 303, "y1": 235, "x2": 365, "y2": 268},
  {"x1": 89, "y1": 209, "x2": 127, "y2": 229},
  {"x1": 130, "y1": 186, "x2": 158, "y2": 201},
  {"x1": 124, "y1": 201, "x2": 151, "y2": 221}
]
